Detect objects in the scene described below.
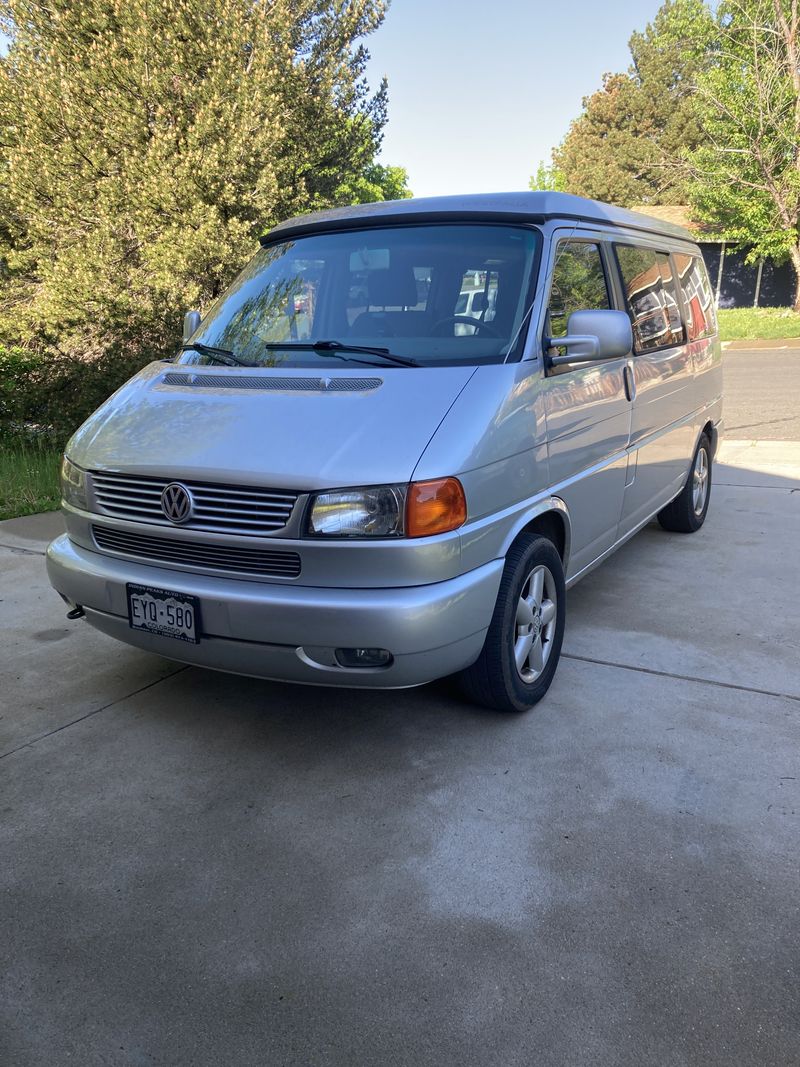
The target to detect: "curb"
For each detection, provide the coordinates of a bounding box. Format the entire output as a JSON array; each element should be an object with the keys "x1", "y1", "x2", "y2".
[{"x1": 722, "y1": 338, "x2": 800, "y2": 351}]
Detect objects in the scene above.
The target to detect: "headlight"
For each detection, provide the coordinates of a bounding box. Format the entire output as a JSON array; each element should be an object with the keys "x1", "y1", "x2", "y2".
[
  {"x1": 308, "y1": 485, "x2": 406, "y2": 537},
  {"x1": 60, "y1": 456, "x2": 88, "y2": 510},
  {"x1": 307, "y1": 478, "x2": 467, "y2": 538}
]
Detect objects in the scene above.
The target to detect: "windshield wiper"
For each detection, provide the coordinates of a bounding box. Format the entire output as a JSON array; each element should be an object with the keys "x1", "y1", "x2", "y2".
[
  {"x1": 262, "y1": 340, "x2": 419, "y2": 368},
  {"x1": 180, "y1": 342, "x2": 254, "y2": 367}
]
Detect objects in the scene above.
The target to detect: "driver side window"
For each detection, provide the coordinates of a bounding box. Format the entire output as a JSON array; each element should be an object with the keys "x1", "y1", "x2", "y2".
[
  {"x1": 546, "y1": 240, "x2": 611, "y2": 375},
  {"x1": 547, "y1": 241, "x2": 611, "y2": 338}
]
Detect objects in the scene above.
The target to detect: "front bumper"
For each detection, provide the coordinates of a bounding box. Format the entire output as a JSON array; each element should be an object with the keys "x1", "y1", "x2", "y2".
[{"x1": 46, "y1": 535, "x2": 504, "y2": 689}]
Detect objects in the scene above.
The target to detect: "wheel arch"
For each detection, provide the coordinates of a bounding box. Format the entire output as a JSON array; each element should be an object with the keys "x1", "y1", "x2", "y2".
[
  {"x1": 679, "y1": 420, "x2": 717, "y2": 486},
  {"x1": 693, "y1": 419, "x2": 716, "y2": 459},
  {"x1": 499, "y1": 497, "x2": 571, "y2": 573},
  {"x1": 702, "y1": 419, "x2": 718, "y2": 458}
]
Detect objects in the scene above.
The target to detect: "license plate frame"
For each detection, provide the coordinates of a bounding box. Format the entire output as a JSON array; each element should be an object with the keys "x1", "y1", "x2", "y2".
[{"x1": 126, "y1": 583, "x2": 201, "y2": 644}]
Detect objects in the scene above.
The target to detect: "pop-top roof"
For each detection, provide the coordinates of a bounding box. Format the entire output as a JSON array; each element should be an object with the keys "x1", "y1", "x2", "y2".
[{"x1": 264, "y1": 191, "x2": 696, "y2": 244}]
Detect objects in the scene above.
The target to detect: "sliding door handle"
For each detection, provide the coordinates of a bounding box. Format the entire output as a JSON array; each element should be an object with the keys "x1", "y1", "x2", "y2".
[{"x1": 623, "y1": 363, "x2": 636, "y2": 402}]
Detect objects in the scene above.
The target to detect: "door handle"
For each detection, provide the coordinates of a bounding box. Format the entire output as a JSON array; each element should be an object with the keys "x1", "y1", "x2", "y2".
[{"x1": 623, "y1": 363, "x2": 636, "y2": 402}]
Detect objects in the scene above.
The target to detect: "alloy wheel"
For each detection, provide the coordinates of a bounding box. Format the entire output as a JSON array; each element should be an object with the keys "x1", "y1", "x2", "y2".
[
  {"x1": 514, "y1": 565, "x2": 558, "y2": 682},
  {"x1": 692, "y1": 446, "x2": 709, "y2": 515}
]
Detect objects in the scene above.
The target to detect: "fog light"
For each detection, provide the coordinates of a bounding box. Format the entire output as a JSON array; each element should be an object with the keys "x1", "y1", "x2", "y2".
[{"x1": 334, "y1": 647, "x2": 393, "y2": 669}]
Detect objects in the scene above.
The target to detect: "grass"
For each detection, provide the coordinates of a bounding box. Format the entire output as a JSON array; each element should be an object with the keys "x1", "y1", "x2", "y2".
[
  {"x1": 0, "y1": 444, "x2": 62, "y2": 521},
  {"x1": 718, "y1": 307, "x2": 800, "y2": 341}
]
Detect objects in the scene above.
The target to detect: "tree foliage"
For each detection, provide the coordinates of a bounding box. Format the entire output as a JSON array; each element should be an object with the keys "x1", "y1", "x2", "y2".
[
  {"x1": 0, "y1": 0, "x2": 398, "y2": 359},
  {"x1": 687, "y1": 0, "x2": 800, "y2": 308},
  {"x1": 340, "y1": 162, "x2": 412, "y2": 204},
  {"x1": 529, "y1": 161, "x2": 565, "y2": 192},
  {"x1": 552, "y1": 72, "x2": 650, "y2": 205},
  {"x1": 548, "y1": 0, "x2": 713, "y2": 206}
]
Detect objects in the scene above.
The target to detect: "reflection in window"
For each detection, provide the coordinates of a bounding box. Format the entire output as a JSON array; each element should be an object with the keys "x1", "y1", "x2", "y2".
[
  {"x1": 616, "y1": 245, "x2": 684, "y2": 352},
  {"x1": 547, "y1": 241, "x2": 611, "y2": 339},
  {"x1": 546, "y1": 241, "x2": 611, "y2": 374},
  {"x1": 454, "y1": 269, "x2": 498, "y2": 335},
  {"x1": 674, "y1": 253, "x2": 716, "y2": 341}
]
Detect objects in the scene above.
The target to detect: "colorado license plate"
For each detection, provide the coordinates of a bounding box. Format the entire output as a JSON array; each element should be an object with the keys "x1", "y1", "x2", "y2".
[{"x1": 127, "y1": 583, "x2": 200, "y2": 644}]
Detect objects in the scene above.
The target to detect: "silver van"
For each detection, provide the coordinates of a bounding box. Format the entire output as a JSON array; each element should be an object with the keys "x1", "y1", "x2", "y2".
[{"x1": 47, "y1": 192, "x2": 722, "y2": 712}]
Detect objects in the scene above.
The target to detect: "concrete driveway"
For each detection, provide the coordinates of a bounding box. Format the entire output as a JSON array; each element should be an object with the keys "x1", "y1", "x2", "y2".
[{"x1": 2, "y1": 350, "x2": 799, "y2": 1066}]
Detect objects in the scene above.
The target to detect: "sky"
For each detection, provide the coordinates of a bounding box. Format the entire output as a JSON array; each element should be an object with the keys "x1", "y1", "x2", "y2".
[{"x1": 366, "y1": 0, "x2": 664, "y2": 197}]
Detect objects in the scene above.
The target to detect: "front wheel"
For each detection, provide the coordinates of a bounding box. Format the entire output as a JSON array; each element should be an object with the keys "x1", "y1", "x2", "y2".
[
  {"x1": 657, "y1": 433, "x2": 712, "y2": 533},
  {"x1": 458, "y1": 534, "x2": 566, "y2": 712}
]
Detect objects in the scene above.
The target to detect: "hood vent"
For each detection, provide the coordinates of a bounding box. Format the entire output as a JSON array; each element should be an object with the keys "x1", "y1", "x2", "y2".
[{"x1": 161, "y1": 372, "x2": 382, "y2": 393}]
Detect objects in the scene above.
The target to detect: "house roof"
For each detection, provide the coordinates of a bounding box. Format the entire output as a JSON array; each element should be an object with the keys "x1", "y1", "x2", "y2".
[
  {"x1": 632, "y1": 205, "x2": 723, "y2": 241},
  {"x1": 264, "y1": 191, "x2": 697, "y2": 245}
]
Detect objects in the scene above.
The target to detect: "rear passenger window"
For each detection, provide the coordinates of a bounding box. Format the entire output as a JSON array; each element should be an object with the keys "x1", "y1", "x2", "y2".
[
  {"x1": 674, "y1": 253, "x2": 717, "y2": 340},
  {"x1": 615, "y1": 245, "x2": 684, "y2": 353},
  {"x1": 547, "y1": 241, "x2": 610, "y2": 339}
]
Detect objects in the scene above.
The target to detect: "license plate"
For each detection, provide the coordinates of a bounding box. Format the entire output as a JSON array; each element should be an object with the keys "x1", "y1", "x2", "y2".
[{"x1": 127, "y1": 583, "x2": 200, "y2": 644}]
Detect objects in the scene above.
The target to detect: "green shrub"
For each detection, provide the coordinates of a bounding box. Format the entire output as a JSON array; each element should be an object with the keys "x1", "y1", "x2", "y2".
[{"x1": 0, "y1": 344, "x2": 151, "y2": 448}]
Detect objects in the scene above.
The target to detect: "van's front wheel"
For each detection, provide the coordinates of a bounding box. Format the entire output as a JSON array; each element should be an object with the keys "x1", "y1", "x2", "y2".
[{"x1": 459, "y1": 534, "x2": 566, "y2": 712}]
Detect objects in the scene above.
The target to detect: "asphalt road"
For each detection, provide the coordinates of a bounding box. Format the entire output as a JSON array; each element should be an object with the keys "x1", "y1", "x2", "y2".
[
  {"x1": 723, "y1": 346, "x2": 800, "y2": 440},
  {"x1": 2, "y1": 350, "x2": 799, "y2": 1066}
]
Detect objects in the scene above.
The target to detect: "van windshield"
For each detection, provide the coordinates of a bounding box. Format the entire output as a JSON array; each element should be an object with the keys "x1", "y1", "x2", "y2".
[{"x1": 179, "y1": 224, "x2": 539, "y2": 368}]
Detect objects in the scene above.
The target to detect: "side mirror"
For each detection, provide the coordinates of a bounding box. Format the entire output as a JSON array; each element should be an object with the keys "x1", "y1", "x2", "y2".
[
  {"x1": 547, "y1": 309, "x2": 632, "y2": 367},
  {"x1": 183, "y1": 309, "x2": 201, "y2": 341}
]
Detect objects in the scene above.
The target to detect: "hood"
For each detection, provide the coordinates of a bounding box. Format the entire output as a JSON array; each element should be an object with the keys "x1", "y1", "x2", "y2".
[{"x1": 67, "y1": 362, "x2": 477, "y2": 491}]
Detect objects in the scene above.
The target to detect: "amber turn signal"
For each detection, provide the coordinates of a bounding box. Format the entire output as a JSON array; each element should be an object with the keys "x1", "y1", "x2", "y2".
[{"x1": 406, "y1": 477, "x2": 467, "y2": 538}]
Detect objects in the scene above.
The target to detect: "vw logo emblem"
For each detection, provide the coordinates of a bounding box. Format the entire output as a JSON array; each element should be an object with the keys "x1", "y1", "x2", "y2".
[{"x1": 161, "y1": 482, "x2": 193, "y2": 524}]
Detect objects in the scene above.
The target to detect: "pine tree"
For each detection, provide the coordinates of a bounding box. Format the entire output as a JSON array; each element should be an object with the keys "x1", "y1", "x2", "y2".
[
  {"x1": 0, "y1": 0, "x2": 394, "y2": 358},
  {"x1": 549, "y1": 0, "x2": 713, "y2": 207}
]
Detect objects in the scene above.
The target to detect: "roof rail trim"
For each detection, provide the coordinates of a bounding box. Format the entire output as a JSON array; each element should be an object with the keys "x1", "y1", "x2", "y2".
[
  {"x1": 259, "y1": 192, "x2": 697, "y2": 246},
  {"x1": 259, "y1": 211, "x2": 549, "y2": 244}
]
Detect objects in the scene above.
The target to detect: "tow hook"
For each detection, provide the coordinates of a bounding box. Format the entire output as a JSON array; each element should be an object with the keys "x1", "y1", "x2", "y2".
[{"x1": 66, "y1": 606, "x2": 85, "y2": 620}]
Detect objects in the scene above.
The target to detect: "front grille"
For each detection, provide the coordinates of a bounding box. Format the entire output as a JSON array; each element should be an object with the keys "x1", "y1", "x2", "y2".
[
  {"x1": 90, "y1": 471, "x2": 299, "y2": 536},
  {"x1": 92, "y1": 525, "x2": 302, "y2": 579}
]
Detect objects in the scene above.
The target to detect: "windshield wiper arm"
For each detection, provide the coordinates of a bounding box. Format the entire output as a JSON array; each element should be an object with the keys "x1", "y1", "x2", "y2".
[
  {"x1": 310, "y1": 340, "x2": 420, "y2": 367},
  {"x1": 262, "y1": 340, "x2": 419, "y2": 368},
  {"x1": 180, "y1": 342, "x2": 253, "y2": 367}
]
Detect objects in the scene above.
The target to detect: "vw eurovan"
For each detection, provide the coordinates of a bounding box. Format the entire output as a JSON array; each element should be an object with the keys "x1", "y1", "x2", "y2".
[{"x1": 47, "y1": 192, "x2": 722, "y2": 712}]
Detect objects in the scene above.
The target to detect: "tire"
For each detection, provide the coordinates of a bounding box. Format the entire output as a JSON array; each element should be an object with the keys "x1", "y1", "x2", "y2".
[
  {"x1": 459, "y1": 534, "x2": 566, "y2": 712},
  {"x1": 657, "y1": 433, "x2": 712, "y2": 533}
]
